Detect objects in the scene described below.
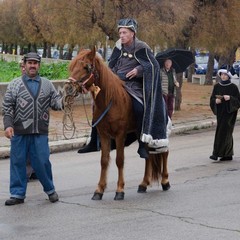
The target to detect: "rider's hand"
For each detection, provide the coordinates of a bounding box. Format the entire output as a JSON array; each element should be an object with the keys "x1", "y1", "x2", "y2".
[{"x1": 126, "y1": 68, "x2": 138, "y2": 79}]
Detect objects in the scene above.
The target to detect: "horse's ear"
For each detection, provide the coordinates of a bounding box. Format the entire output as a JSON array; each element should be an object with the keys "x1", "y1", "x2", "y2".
[{"x1": 89, "y1": 46, "x2": 96, "y2": 60}]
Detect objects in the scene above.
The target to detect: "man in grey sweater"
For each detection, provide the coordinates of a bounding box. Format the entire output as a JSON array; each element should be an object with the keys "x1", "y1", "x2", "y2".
[{"x1": 2, "y1": 52, "x2": 63, "y2": 206}]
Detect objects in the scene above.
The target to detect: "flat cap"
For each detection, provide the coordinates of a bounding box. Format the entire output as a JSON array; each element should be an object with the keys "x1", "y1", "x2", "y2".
[{"x1": 24, "y1": 52, "x2": 41, "y2": 62}]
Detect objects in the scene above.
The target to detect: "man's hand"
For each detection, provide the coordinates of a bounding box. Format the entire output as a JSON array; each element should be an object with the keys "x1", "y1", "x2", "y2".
[{"x1": 5, "y1": 127, "x2": 14, "y2": 139}]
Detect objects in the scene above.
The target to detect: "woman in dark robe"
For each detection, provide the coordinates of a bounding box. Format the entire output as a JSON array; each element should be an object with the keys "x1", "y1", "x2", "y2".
[{"x1": 210, "y1": 69, "x2": 240, "y2": 161}]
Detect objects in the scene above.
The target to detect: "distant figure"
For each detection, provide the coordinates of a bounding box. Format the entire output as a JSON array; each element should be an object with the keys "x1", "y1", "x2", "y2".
[
  {"x1": 209, "y1": 69, "x2": 240, "y2": 161},
  {"x1": 161, "y1": 59, "x2": 179, "y2": 119}
]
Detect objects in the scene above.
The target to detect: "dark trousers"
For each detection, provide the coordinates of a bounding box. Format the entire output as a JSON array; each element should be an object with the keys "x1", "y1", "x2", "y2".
[
  {"x1": 163, "y1": 94, "x2": 174, "y2": 119},
  {"x1": 131, "y1": 97, "x2": 144, "y2": 135}
]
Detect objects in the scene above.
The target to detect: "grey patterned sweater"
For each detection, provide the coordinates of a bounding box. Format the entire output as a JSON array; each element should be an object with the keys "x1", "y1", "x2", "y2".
[
  {"x1": 160, "y1": 68, "x2": 178, "y2": 96},
  {"x1": 2, "y1": 76, "x2": 63, "y2": 135}
]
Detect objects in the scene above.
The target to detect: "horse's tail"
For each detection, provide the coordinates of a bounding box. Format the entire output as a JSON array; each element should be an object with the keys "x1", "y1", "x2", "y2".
[{"x1": 149, "y1": 151, "x2": 169, "y2": 183}]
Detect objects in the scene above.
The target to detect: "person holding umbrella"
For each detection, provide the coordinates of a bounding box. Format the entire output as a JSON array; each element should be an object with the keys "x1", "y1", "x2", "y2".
[
  {"x1": 156, "y1": 49, "x2": 194, "y2": 119},
  {"x1": 161, "y1": 59, "x2": 179, "y2": 119}
]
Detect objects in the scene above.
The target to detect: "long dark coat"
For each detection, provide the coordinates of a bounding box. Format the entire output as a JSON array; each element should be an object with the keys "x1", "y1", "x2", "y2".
[
  {"x1": 109, "y1": 38, "x2": 168, "y2": 147},
  {"x1": 210, "y1": 82, "x2": 240, "y2": 157}
]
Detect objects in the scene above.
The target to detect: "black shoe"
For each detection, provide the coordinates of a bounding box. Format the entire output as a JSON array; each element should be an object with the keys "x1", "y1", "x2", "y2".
[
  {"x1": 210, "y1": 155, "x2": 218, "y2": 161},
  {"x1": 48, "y1": 191, "x2": 59, "y2": 203},
  {"x1": 220, "y1": 156, "x2": 233, "y2": 161},
  {"x1": 29, "y1": 172, "x2": 38, "y2": 180},
  {"x1": 5, "y1": 197, "x2": 24, "y2": 206},
  {"x1": 77, "y1": 143, "x2": 99, "y2": 153}
]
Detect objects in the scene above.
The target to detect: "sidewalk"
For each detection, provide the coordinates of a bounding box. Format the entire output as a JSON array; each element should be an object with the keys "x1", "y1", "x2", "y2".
[{"x1": 0, "y1": 115, "x2": 219, "y2": 159}]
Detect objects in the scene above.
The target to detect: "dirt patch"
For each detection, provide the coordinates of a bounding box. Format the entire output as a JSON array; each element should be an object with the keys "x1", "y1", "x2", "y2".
[{"x1": 172, "y1": 80, "x2": 213, "y2": 124}]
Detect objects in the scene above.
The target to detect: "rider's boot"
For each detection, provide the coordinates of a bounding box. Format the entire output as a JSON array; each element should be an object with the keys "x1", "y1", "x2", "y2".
[
  {"x1": 137, "y1": 140, "x2": 149, "y2": 159},
  {"x1": 78, "y1": 126, "x2": 100, "y2": 153}
]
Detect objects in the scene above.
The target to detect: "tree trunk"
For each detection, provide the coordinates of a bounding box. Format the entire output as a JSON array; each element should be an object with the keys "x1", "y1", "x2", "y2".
[
  {"x1": 175, "y1": 73, "x2": 183, "y2": 111},
  {"x1": 47, "y1": 43, "x2": 52, "y2": 58},
  {"x1": 59, "y1": 45, "x2": 64, "y2": 59},
  {"x1": 187, "y1": 63, "x2": 195, "y2": 83},
  {"x1": 205, "y1": 52, "x2": 214, "y2": 85},
  {"x1": 42, "y1": 42, "x2": 47, "y2": 58}
]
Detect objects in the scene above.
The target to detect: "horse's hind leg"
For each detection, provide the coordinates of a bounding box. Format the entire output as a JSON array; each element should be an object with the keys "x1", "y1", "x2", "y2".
[
  {"x1": 138, "y1": 157, "x2": 152, "y2": 193},
  {"x1": 92, "y1": 137, "x2": 111, "y2": 200},
  {"x1": 161, "y1": 151, "x2": 170, "y2": 191}
]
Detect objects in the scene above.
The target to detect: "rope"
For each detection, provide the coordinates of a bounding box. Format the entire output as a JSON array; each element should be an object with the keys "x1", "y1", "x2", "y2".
[
  {"x1": 61, "y1": 81, "x2": 112, "y2": 139},
  {"x1": 62, "y1": 84, "x2": 78, "y2": 139},
  {"x1": 82, "y1": 94, "x2": 92, "y2": 127}
]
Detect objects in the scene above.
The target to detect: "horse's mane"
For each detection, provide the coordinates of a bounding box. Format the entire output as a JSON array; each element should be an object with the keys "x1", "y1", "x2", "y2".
[
  {"x1": 70, "y1": 49, "x2": 125, "y2": 106},
  {"x1": 94, "y1": 55, "x2": 126, "y2": 105}
]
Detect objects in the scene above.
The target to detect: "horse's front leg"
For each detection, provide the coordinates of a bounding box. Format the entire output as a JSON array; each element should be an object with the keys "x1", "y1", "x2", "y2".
[
  {"x1": 114, "y1": 136, "x2": 125, "y2": 200},
  {"x1": 161, "y1": 151, "x2": 170, "y2": 191},
  {"x1": 92, "y1": 136, "x2": 111, "y2": 200}
]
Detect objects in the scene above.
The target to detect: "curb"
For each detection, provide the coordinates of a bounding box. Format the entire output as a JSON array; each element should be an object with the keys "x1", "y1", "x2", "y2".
[
  {"x1": 171, "y1": 119, "x2": 216, "y2": 134},
  {"x1": 0, "y1": 137, "x2": 86, "y2": 159}
]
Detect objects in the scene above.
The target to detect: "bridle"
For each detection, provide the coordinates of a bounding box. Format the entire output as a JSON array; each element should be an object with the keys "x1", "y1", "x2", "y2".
[
  {"x1": 62, "y1": 57, "x2": 112, "y2": 139},
  {"x1": 68, "y1": 62, "x2": 99, "y2": 94}
]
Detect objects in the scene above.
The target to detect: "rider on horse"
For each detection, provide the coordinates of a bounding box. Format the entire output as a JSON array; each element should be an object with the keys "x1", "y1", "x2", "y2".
[{"x1": 78, "y1": 18, "x2": 169, "y2": 158}]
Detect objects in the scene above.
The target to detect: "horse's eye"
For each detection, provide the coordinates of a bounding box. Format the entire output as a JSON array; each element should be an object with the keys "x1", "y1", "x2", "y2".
[{"x1": 84, "y1": 64, "x2": 92, "y2": 73}]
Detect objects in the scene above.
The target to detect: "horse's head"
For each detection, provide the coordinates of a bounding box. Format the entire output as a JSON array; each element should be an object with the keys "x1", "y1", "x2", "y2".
[{"x1": 68, "y1": 47, "x2": 98, "y2": 94}]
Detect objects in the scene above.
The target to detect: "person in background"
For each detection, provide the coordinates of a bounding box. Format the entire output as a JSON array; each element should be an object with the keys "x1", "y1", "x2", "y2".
[
  {"x1": 19, "y1": 60, "x2": 26, "y2": 74},
  {"x1": 3, "y1": 52, "x2": 63, "y2": 206},
  {"x1": 209, "y1": 69, "x2": 240, "y2": 161},
  {"x1": 161, "y1": 59, "x2": 179, "y2": 119}
]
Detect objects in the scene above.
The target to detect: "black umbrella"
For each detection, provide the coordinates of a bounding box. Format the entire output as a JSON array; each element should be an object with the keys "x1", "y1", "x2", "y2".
[{"x1": 155, "y1": 48, "x2": 194, "y2": 74}]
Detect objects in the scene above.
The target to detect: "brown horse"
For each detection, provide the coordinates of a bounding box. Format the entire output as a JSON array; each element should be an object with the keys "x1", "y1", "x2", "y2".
[{"x1": 67, "y1": 47, "x2": 170, "y2": 200}]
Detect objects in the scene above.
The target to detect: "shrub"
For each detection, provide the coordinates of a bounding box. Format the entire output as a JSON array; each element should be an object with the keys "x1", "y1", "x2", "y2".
[{"x1": 0, "y1": 60, "x2": 69, "y2": 82}]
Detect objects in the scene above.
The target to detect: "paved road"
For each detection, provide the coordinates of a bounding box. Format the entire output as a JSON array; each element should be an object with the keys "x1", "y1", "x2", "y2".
[{"x1": 0, "y1": 125, "x2": 240, "y2": 240}]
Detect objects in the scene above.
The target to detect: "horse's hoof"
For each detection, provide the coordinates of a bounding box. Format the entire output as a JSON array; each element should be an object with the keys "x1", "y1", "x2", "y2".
[
  {"x1": 162, "y1": 182, "x2": 170, "y2": 191},
  {"x1": 137, "y1": 185, "x2": 147, "y2": 193},
  {"x1": 114, "y1": 192, "x2": 124, "y2": 200},
  {"x1": 91, "y1": 192, "x2": 103, "y2": 200}
]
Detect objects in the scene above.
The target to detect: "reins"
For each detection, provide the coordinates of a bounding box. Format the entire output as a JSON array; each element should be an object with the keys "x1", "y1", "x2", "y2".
[{"x1": 91, "y1": 100, "x2": 113, "y2": 128}]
